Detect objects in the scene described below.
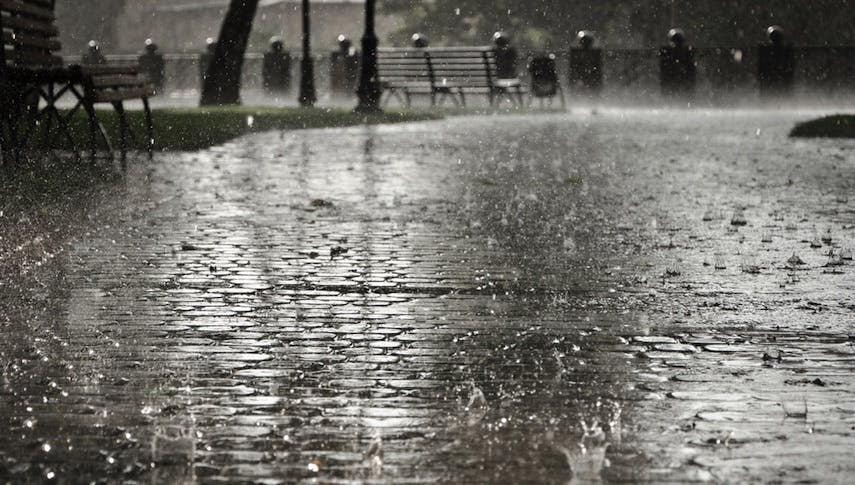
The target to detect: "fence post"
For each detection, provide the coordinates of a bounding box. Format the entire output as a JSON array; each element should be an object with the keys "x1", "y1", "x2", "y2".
[
  {"x1": 757, "y1": 26, "x2": 795, "y2": 98},
  {"x1": 139, "y1": 39, "x2": 166, "y2": 93},
  {"x1": 659, "y1": 28, "x2": 696, "y2": 100},
  {"x1": 263, "y1": 36, "x2": 292, "y2": 94},
  {"x1": 569, "y1": 30, "x2": 603, "y2": 97}
]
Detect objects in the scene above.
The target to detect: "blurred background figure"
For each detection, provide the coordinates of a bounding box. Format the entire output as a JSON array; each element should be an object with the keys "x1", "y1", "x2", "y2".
[
  {"x1": 659, "y1": 28, "x2": 696, "y2": 100},
  {"x1": 411, "y1": 33, "x2": 429, "y2": 48},
  {"x1": 139, "y1": 38, "x2": 166, "y2": 93},
  {"x1": 569, "y1": 30, "x2": 603, "y2": 97},
  {"x1": 493, "y1": 31, "x2": 518, "y2": 80},
  {"x1": 758, "y1": 25, "x2": 795, "y2": 98},
  {"x1": 263, "y1": 36, "x2": 292, "y2": 94},
  {"x1": 82, "y1": 40, "x2": 106, "y2": 65},
  {"x1": 330, "y1": 35, "x2": 359, "y2": 97},
  {"x1": 200, "y1": 37, "x2": 217, "y2": 86}
]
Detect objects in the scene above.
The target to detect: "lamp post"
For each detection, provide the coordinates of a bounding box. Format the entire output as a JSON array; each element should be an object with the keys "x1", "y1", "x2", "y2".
[
  {"x1": 299, "y1": 0, "x2": 316, "y2": 107},
  {"x1": 355, "y1": 0, "x2": 381, "y2": 113}
]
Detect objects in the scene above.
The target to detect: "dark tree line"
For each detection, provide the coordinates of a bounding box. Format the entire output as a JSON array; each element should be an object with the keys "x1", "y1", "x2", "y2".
[{"x1": 382, "y1": 0, "x2": 855, "y2": 49}]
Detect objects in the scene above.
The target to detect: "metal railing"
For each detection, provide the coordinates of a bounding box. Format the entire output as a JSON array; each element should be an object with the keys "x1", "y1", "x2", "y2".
[{"x1": 65, "y1": 45, "x2": 855, "y2": 106}]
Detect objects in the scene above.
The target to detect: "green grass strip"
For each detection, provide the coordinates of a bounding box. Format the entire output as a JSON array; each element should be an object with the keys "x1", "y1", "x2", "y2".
[
  {"x1": 86, "y1": 106, "x2": 444, "y2": 152},
  {"x1": 790, "y1": 114, "x2": 855, "y2": 138},
  {"x1": 21, "y1": 106, "x2": 442, "y2": 153}
]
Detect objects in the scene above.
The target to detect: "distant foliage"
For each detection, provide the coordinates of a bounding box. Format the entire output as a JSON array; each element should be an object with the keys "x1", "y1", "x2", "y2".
[
  {"x1": 55, "y1": 0, "x2": 128, "y2": 54},
  {"x1": 381, "y1": 0, "x2": 855, "y2": 50}
]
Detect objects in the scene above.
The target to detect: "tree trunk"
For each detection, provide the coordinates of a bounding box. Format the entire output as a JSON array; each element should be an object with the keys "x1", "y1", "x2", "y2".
[{"x1": 200, "y1": 0, "x2": 260, "y2": 106}]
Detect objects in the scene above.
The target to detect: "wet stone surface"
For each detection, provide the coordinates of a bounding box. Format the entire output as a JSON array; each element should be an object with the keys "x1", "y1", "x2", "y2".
[{"x1": 1, "y1": 109, "x2": 854, "y2": 483}]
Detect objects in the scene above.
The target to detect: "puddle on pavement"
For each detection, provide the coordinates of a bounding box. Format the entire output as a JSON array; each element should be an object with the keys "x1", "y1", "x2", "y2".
[{"x1": 2, "y1": 110, "x2": 854, "y2": 483}]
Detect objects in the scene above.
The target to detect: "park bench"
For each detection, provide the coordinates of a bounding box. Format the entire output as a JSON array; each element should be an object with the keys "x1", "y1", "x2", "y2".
[
  {"x1": 377, "y1": 46, "x2": 524, "y2": 108},
  {"x1": 0, "y1": 0, "x2": 154, "y2": 163}
]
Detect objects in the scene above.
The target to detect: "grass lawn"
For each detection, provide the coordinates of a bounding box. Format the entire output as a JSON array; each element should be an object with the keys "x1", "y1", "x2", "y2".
[
  {"x1": 790, "y1": 114, "x2": 855, "y2": 138},
  {"x1": 18, "y1": 104, "x2": 559, "y2": 155},
  {"x1": 1, "y1": 104, "x2": 546, "y2": 200},
  {"x1": 77, "y1": 106, "x2": 445, "y2": 152},
  {"x1": 2, "y1": 106, "x2": 440, "y2": 201}
]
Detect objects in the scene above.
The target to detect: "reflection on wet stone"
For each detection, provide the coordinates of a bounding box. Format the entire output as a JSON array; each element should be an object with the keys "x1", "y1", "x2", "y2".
[{"x1": 2, "y1": 112, "x2": 854, "y2": 483}]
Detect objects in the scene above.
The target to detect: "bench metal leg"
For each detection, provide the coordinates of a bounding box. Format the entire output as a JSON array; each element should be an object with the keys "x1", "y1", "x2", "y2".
[
  {"x1": 39, "y1": 84, "x2": 77, "y2": 154},
  {"x1": 143, "y1": 97, "x2": 154, "y2": 160},
  {"x1": 5, "y1": 93, "x2": 27, "y2": 164},
  {"x1": 113, "y1": 101, "x2": 129, "y2": 162},
  {"x1": 41, "y1": 85, "x2": 55, "y2": 149},
  {"x1": 0, "y1": 97, "x2": 17, "y2": 165},
  {"x1": 81, "y1": 101, "x2": 103, "y2": 163},
  {"x1": 0, "y1": 115, "x2": 10, "y2": 166}
]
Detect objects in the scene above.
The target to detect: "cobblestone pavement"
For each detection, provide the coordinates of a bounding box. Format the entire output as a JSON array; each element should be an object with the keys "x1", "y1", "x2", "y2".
[{"x1": 1, "y1": 109, "x2": 854, "y2": 484}]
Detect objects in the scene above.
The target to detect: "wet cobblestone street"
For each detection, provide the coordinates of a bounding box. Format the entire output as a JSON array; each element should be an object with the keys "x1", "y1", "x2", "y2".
[{"x1": 2, "y1": 110, "x2": 854, "y2": 483}]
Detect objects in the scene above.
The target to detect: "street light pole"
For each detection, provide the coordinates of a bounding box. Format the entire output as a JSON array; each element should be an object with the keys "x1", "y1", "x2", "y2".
[
  {"x1": 299, "y1": 0, "x2": 316, "y2": 107},
  {"x1": 355, "y1": 0, "x2": 381, "y2": 113}
]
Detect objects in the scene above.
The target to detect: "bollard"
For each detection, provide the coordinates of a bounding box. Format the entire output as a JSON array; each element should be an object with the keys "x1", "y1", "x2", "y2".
[
  {"x1": 263, "y1": 36, "x2": 292, "y2": 93},
  {"x1": 569, "y1": 30, "x2": 603, "y2": 96},
  {"x1": 199, "y1": 37, "x2": 217, "y2": 85},
  {"x1": 138, "y1": 39, "x2": 166, "y2": 93},
  {"x1": 330, "y1": 35, "x2": 359, "y2": 96},
  {"x1": 82, "y1": 40, "x2": 106, "y2": 65},
  {"x1": 757, "y1": 26, "x2": 795, "y2": 98},
  {"x1": 659, "y1": 28, "x2": 696, "y2": 99},
  {"x1": 411, "y1": 33, "x2": 429, "y2": 49},
  {"x1": 493, "y1": 31, "x2": 518, "y2": 79}
]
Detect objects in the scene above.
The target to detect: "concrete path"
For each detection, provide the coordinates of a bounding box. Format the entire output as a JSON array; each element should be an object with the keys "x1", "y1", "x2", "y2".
[{"x1": 1, "y1": 109, "x2": 854, "y2": 483}]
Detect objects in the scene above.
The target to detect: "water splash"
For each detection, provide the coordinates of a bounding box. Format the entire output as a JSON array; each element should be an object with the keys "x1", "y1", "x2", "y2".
[
  {"x1": 554, "y1": 419, "x2": 611, "y2": 484},
  {"x1": 364, "y1": 435, "x2": 383, "y2": 477},
  {"x1": 465, "y1": 384, "x2": 489, "y2": 426},
  {"x1": 151, "y1": 418, "x2": 197, "y2": 467}
]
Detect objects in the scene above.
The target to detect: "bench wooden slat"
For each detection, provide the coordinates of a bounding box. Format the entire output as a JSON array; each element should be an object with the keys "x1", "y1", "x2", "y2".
[
  {"x1": 0, "y1": 0, "x2": 55, "y2": 21},
  {"x1": 2, "y1": 30, "x2": 60, "y2": 50},
  {"x1": 90, "y1": 75, "x2": 148, "y2": 88},
  {"x1": 6, "y1": 64, "x2": 73, "y2": 82},
  {"x1": 78, "y1": 64, "x2": 141, "y2": 75},
  {"x1": 9, "y1": 49, "x2": 61, "y2": 67},
  {"x1": 91, "y1": 86, "x2": 156, "y2": 103},
  {"x1": 432, "y1": 66, "x2": 494, "y2": 72},
  {"x1": 1, "y1": 13, "x2": 58, "y2": 35},
  {"x1": 378, "y1": 58, "x2": 428, "y2": 63}
]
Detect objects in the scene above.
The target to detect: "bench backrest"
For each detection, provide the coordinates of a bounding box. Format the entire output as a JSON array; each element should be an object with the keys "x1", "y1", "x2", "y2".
[
  {"x1": 378, "y1": 46, "x2": 498, "y2": 89},
  {"x1": 0, "y1": 0, "x2": 62, "y2": 73},
  {"x1": 427, "y1": 47, "x2": 496, "y2": 89},
  {"x1": 377, "y1": 48, "x2": 433, "y2": 85}
]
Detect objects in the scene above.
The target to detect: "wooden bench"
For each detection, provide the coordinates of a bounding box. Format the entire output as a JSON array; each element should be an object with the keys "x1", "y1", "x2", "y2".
[
  {"x1": 0, "y1": 0, "x2": 154, "y2": 164},
  {"x1": 377, "y1": 46, "x2": 524, "y2": 108}
]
